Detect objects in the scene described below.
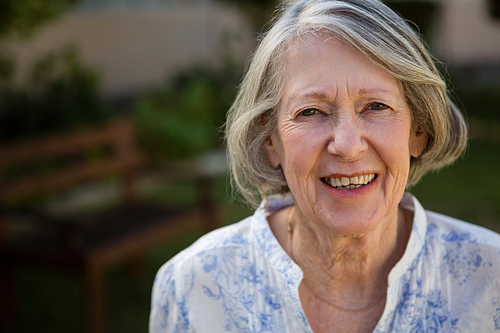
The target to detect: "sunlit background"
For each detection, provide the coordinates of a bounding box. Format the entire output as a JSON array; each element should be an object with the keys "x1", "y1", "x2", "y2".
[{"x1": 0, "y1": 0, "x2": 499, "y2": 332}]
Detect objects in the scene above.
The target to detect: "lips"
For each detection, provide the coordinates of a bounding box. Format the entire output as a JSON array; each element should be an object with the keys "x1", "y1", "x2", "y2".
[{"x1": 321, "y1": 173, "x2": 377, "y2": 190}]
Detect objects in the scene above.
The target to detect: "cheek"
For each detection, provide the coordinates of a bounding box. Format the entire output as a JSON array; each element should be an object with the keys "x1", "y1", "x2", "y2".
[
  {"x1": 370, "y1": 119, "x2": 413, "y2": 170},
  {"x1": 279, "y1": 124, "x2": 327, "y2": 172}
]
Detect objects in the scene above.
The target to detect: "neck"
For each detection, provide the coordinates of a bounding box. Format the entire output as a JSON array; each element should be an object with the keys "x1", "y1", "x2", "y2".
[{"x1": 284, "y1": 204, "x2": 411, "y2": 311}]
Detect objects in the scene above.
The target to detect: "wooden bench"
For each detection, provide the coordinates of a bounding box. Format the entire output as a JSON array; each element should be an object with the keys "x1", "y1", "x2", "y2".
[{"x1": 0, "y1": 118, "x2": 219, "y2": 333}]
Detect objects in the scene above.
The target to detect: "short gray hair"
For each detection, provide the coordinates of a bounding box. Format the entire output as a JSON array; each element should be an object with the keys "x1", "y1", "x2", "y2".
[{"x1": 225, "y1": 0, "x2": 468, "y2": 208}]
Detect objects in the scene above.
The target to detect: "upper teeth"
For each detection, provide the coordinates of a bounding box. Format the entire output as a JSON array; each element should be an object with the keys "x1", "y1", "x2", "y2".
[{"x1": 325, "y1": 174, "x2": 376, "y2": 189}]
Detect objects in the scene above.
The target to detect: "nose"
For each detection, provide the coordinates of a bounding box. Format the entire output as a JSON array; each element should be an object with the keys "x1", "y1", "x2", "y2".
[{"x1": 326, "y1": 113, "x2": 368, "y2": 160}]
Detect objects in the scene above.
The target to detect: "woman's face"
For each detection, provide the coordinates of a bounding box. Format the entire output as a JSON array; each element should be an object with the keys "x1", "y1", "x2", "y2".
[{"x1": 265, "y1": 37, "x2": 426, "y2": 236}]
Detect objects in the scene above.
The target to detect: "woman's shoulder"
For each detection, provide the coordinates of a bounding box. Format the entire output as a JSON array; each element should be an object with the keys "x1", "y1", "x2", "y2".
[
  {"x1": 158, "y1": 214, "x2": 257, "y2": 271},
  {"x1": 425, "y1": 210, "x2": 500, "y2": 250},
  {"x1": 151, "y1": 215, "x2": 257, "y2": 307},
  {"x1": 152, "y1": 205, "x2": 275, "y2": 284}
]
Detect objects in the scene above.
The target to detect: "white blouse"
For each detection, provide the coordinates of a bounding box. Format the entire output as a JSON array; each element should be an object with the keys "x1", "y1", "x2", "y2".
[{"x1": 150, "y1": 193, "x2": 500, "y2": 332}]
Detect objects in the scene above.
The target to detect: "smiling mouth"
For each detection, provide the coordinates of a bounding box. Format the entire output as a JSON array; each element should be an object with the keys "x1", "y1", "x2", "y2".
[{"x1": 321, "y1": 174, "x2": 378, "y2": 190}]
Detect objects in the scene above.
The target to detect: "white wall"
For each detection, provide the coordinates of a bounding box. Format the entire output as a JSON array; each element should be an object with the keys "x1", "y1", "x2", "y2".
[
  {"x1": 6, "y1": 0, "x2": 500, "y2": 98},
  {"x1": 6, "y1": 2, "x2": 254, "y2": 98},
  {"x1": 432, "y1": 0, "x2": 500, "y2": 66}
]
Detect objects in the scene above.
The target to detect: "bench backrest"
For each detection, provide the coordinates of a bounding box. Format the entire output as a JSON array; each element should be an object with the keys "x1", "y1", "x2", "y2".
[{"x1": 0, "y1": 118, "x2": 143, "y2": 207}]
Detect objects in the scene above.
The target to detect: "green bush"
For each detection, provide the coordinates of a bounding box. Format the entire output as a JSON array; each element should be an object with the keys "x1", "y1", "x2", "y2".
[
  {"x1": 0, "y1": 47, "x2": 111, "y2": 142},
  {"x1": 0, "y1": 0, "x2": 79, "y2": 37},
  {"x1": 452, "y1": 84, "x2": 500, "y2": 123},
  {"x1": 384, "y1": 0, "x2": 440, "y2": 40},
  {"x1": 132, "y1": 65, "x2": 240, "y2": 161}
]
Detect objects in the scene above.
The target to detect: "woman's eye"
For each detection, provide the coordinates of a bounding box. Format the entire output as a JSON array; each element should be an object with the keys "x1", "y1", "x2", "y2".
[
  {"x1": 367, "y1": 102, "x2": 389, "y2": 111},
  {"x1": 300, "y1": 108, "x2": 318, "y2": 116}
]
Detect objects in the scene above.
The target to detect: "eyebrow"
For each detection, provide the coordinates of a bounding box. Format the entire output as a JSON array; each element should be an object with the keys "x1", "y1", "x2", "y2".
[
  {"x1": 284, "y1": 91, "x2": 331, "y2": 109},
  {"x1": 357, "y1": 88, "x2": 397, "y2": 97},
  {"x1": 285, "y1": 87, "x2": 398, "y2": 107}
]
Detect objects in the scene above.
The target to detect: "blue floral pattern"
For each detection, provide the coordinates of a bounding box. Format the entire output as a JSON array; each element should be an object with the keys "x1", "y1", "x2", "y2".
[{"x1": 150, "y1": 194, "x2": 500, "y2": 332}]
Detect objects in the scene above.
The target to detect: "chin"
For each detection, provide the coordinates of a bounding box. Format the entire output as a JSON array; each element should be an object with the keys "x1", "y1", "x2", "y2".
[{"x1": 313, "y1": 198, "x2": 396, "y2": 238}]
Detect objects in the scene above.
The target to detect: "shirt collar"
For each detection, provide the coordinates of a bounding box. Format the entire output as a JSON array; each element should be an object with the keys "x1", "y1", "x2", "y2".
[
  {"x1": 252, "y1": 192, "x2": 428, "y2": 287},
  {"x1": 388, "y1": 192, "x2": 428, "y2": 284},
  {"x1": 252, "y1": 195, "x2": 303, "y2": 286}
]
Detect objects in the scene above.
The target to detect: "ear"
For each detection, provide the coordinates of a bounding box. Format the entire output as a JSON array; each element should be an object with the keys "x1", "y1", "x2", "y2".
[
  {"x1": 265, "y1": 133, "x2": 282, "y2": 169},
  {"x1": 410, "y1": 131, "x2": 427, "y2": 158}
]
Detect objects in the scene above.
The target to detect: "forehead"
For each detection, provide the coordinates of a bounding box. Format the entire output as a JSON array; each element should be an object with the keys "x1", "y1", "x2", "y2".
[{"x1": 279, "y1": 36, "x2": 404, "y2": 105}]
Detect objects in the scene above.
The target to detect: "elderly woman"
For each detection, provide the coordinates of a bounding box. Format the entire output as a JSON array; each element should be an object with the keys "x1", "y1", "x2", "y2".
[{"x1": 150, "y1": 0, "x2": 500, "y2": 332}]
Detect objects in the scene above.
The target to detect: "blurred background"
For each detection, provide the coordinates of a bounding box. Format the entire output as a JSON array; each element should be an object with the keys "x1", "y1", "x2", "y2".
[{"x1": 0, "y1": 0, "x2": 499, "y2": 332}]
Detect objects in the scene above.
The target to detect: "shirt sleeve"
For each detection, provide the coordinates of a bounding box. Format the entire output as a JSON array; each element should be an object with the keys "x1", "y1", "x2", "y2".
[{"x1": 149, "y1": 262, "x2": 190, "y2": 333}]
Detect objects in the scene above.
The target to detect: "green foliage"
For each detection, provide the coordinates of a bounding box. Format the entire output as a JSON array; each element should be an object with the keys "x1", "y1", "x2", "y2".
[
  {"x1": 0, "y1": 0, "x2": 110, "y2": 142},
  {"x1": 487, "y1": 0, "x2": 500, "y2": 20},
  {"x1": 452, "y1": 84, "x2": 500, "y2": 123},
  {"x1": 384, "y1": 1, "x2": 440, "y2": 40},
  {"x1": 411, "y1": 140, "x2": 500, "y2": 231},
  {"x1": 0, "y1": 0, "x2": 79, "y2": 37},
  {"x1": 0, "y1": 46, "x2": 111, "y2": 142},
  {"x1": 0, "y1": 54, "x2": 15, "y2": 81},
  {"x1": 133, "y1": 65, "x2": 240, "y2": 160},
  {"x1": 215, "y1": 0, "x2": 279, "y2": 33}
]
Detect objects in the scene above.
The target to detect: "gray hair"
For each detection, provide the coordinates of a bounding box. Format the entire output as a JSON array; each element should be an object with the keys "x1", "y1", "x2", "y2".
[{"x1": 225, "y1": 0, "x2": 468, "y2": 208}]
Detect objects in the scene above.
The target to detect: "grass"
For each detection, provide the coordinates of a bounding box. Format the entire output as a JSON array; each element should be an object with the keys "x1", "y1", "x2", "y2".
[
  {"x1": 411, "y1": 139, "x2": 500, "y2": 232},
  {"x1": 10, "y1": 139, "x2": 500, "y2": 333}
]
